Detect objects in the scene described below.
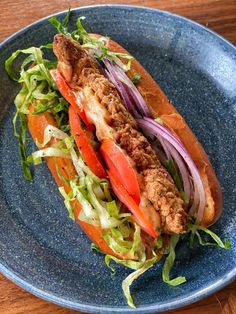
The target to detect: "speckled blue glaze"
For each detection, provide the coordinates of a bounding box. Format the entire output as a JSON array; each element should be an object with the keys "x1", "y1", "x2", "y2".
[{"x1": 0, "y1": 5, "x2": 235, "y2": 313}]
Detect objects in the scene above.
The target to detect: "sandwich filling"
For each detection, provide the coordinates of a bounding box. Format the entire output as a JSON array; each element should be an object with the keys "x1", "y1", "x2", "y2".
[{"x1": 53, "y1": 34, "x2": 187, "y2": 234}]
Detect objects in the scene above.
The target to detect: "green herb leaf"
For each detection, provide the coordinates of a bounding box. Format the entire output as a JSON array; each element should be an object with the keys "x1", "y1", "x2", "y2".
[
  {"x1": 164, "y1": 160, "x2": 183, "y2": 192},
  {"x1": 131, "y1": 73, "x2": 141, "y2": 85},
  {"x1": 180, "y1": 191, "x2": 189, "y2": 205},
  {"x1": 162, "y1": 234, "x2": 186, "y2": 286},
  {"x1": 164, "y1": 159, "x2": 189, "y2": 204},
  {"x1": 154, "y1": 117, "x2": 163, "y2": 125}
]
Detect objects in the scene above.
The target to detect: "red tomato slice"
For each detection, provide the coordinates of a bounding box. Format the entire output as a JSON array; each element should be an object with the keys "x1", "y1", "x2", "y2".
[
  {"x1": 50, "y1": 69, "x2": 94, "y2": 131},
  {"x1": 108, "y1": 170, "x2": 157, "y2": 238},
  {"x1": 69, "y1": 105, "x2": 107, "y2": 178},
  {"x1": 100, "y1": 139, "x2": 141, "y2": 204}
]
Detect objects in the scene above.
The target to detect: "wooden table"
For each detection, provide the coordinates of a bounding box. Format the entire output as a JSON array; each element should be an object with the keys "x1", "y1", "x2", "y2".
[{"x1": 0, "y1": 1, "x2": 235, "y2": 313}]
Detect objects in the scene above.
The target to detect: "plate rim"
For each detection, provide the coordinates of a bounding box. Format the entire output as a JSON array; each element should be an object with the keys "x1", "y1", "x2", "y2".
[{"x1": 0, "y1": 4, "x2": 235, "y2": 313}]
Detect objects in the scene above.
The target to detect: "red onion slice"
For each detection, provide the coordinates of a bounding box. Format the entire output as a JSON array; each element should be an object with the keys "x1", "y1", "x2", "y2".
[
  {"x1": 103, "y1": 58, "x2": 205, "y2": 222},
  {"x1": 103, "y1": 58, "x2": 150, "y2": 117},
  {"x1": 138, "y1": 117, "x2": 206, "y2": 222},
  {"x1": 159, "y1": 137, "x2": 172, "y2": 161},
  {"x1": 103, "y1": 59, "x2": 140, "y2": 118},
  {"x1": 111, "y1": 62, "x2": 151, "y2": 117}
]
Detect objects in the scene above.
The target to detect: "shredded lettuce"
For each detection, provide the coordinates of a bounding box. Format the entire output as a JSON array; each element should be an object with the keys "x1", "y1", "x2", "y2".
[
  {"x1": 103, "y1": 223, "x2": 144, "y2": 260},
  {"x1": 64, "y1": 137, "x2": 100, "y2": 183},
  {"x1": 93, "y1": 184, "x2": 105, "y2": 200},
  {"x1": 29, "y1": 125, "x2": 125, "y2": 229},
  {"x1": 64, "y1": 138, "x2": 87, "y2": 184},
  {"x1": 18, "y1": 113, "x2": 33, "y2": 180},
  {"x1": 188, "y1": 223, "x2": 231, "y2": 249},
  {"x1": 58, "y1": 186, "x2": 75, "y2": 220},
  {"x1": 5, "y1": 45, "x2": 69, "y2": 179},
  {"x1": 91, "y1": 243, "x2": 103, "y2": 253},
  {"x1": 6, "y1": 47, "x2": 47, "y2": 81},
  {"x1": 105, "y1": 254, "x2": 146, "y2": 272},
  {"x1": 101, "y1": 181, "x2": 112, "y2": 201},
  {"x1": 106, "y1": 201, "x2": 120, "y2": 218},
  {"x1": 129, "y1": 224, "x2": 145, "y2": 258},
  {"x1": 54, "y1": 161, "x2": 70, "y2": 186},
  {"x1": 69, "y1": 147, "x2": 86, "y2": 185},
  {"x1": 31, "y1": 147, "x2": 71, "y2": 165},
  {"x1": 105, "y1": 250, "x2": 162, "y2": 308},
  {"x1": 70, "y1": 179, "x2": 100, "y2": 226},
  {"x1": 86, "y1": 176, "x2": 122, "y2": 229},
  {"x1": 104, "y1": 228, "x2": 162, "y2": 308},
  {"x1": 58, "y1": 174, "x2": 128, "y2": 230},
  {"x1": 36, "y1": 124, "x2": 69, "y2": 148},
  {"x1": 48, "y1": 8, "x2": 72, "y2": 36},
  {"x1": 122, "y1": 256, "x2": 160, "y2": 308},
  {"x1": 49, "y1": 15, "x2": 133, "y2": 72},
  {"x1": 162, "y1": 234, "x2": 186, "y2": 286}
]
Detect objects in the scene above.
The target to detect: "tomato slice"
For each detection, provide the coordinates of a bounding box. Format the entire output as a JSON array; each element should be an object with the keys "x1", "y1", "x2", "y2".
[
  {"x1": 50, "y1": 69, "x2": 94, "y2": 131},
  {"x1": 108, "y1": 170, "x2": 158, "y2": 238},
  {"x1": 69, "y1": 105, "x2": 107, "y2": 179},
  {"x1": 100, "y1": 139, "x2": 141, "y2": 204}
]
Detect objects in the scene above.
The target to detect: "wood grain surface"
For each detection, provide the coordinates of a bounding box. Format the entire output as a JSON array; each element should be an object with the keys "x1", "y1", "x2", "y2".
[{"x1": 0, "y1": 1, "x2": 235, "y2": 313}]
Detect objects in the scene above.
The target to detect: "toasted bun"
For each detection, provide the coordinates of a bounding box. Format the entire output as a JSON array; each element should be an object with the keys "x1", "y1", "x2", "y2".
[{"x1": 92, "y1": 35, "x2": 222, "y2": 226}]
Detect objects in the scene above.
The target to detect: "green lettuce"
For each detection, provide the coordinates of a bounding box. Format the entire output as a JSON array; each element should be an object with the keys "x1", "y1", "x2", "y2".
[
  {"x1": 18, "y1": 113, "x2": 33, "y2": 180},
  {"x1": 162, "y1": 234, "x2": 186, "y2": 286},
  {"x1": 58, "y1": 186, "x2": 75, "y2": 220},
  {"x1": 5, "y1": 46, "x2": 68, "y2": 179},
  {"x1": 103, "y1": 223, "x2": 144, "y2": 260},
  {"x1": 49, "y1": 14, "x2": 133, "y2": 72},
  {"x1": 122, "y1": 255, "x2": 160, "y2": 308},
  {"x1": 188, "y1": 223, "x2": 231, "y2": 249},
  {"x1": 48, "y1": 8, "x2": 71, "y2": 36}
]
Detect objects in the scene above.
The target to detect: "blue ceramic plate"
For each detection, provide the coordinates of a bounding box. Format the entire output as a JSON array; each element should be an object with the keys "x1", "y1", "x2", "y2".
[{"x1": 0, "y1": 5, "x2": 235, "y2": 313}]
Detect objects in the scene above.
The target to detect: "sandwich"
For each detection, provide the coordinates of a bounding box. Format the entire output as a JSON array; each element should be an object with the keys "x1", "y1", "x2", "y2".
[{"x1": 5, "y1": 11, "x2": 230, "y2": 307}]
